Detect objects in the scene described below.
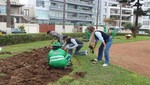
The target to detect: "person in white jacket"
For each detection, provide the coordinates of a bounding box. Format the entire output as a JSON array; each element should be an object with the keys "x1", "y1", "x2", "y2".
[{"x1": 63, "y1": 36, "x2": 88, "y2": 56}]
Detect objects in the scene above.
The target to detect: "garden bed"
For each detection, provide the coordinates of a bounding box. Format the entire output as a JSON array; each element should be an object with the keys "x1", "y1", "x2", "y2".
[{"x1": 0, "y1": 46, "x2": 72, "y2": 85}]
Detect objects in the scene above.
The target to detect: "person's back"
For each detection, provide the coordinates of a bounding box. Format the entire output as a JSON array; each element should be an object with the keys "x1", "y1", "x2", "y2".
[
  {"x1": 47, "y1": 42, "x2": 71, "y2": 68},
  {"x1": 47, "y1": 30, "x2": 64, "y2": 45}
]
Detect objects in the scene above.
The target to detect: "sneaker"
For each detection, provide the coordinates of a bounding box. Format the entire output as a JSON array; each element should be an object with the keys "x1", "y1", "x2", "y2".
[
  {"x1": 92, "y1": 61, "x2": 97, "y2": 64},
  {"x1": 90, "y1": 59, "x2": 97, "y2": 62},
  {"x1": 85, "y1": 50, "x2": 88, "y2": 55},
  {"x1": 102, "y1": 64, "x2": 108, "y2": 67}
]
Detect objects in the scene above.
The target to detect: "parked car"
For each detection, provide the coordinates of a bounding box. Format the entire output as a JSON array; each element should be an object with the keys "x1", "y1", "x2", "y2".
[
  {"x1": 11, "y1": 28, "x2": 26, "y2": 34},
  {"x1": 0, "y1": 30, "x2": 6, "y2": 34}
]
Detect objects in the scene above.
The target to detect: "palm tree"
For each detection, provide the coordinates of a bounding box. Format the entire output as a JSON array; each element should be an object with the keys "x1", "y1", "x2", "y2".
[
  {"x1": 103, "y1": 18, "x2": 116, "y2": 26},
  {"x1": 124, "y1": 22, "x2": 142, "y2": 34},
  {"x1": 134, "y1": 7, "x2": 147, "y2": 16}
]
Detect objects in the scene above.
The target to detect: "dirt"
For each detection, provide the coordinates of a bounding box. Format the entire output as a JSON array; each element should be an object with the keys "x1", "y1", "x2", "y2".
[
  {"x1": 1, "y1": 40, "x2": 149, "y2": 84},
  {"x1": 72, "y1": 72, "x2": 87, "y2": 79},
  {"x1": 0, "y1": 46, "x2": 72, "y2": 85},
  {"x1": 110, "y1": 40, "x2": 150, "y2": 77}
]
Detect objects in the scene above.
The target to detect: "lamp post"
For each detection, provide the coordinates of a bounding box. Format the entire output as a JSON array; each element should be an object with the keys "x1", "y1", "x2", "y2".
[
  {"x1": 62, "y1": 0, "x2": 66, "y2": 32},
  {"x1": 6, "y1": 0, "x2": 12, "y2": 34},
  {"x1": 96, "y1": 0, "x2": 100, "y2": 29},
  {"x1": 119, "y1": 3, "x2": 122, "y2": 28}
]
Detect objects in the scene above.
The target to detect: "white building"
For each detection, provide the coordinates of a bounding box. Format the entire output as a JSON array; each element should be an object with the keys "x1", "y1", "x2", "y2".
[
  {"x1": 141, "y1": 0, "x2": 150, "y2": 29},
  {"x1": 49, "y1": 0, "x2": 94, "y2": 25},
  {"x1": 20, "y1": 0, "x2": 94, "y2": 25},
  {"x1": 107, "y1": 5, "x2": 134, "y2": 28},
  {"x1": 93, "y1": 0, "x2": 118, "y2": 25}
]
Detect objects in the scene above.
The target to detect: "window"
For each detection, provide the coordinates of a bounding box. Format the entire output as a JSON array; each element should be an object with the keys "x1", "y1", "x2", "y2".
[
  {"x1": 23, "y1": 9, "x2": 29, "y2": 16},
  {"x1": 36, "y1": 0, "x2": 45, "y2": 7},
  {"x1": 51, "y1": 2, "x2": 56, "y2": 6},
  {"x1": 104, "y1": 8, "x2": 107, "y2": 13},
  {"x1": 0, "y1": 5, "x2": 6, "y2": 13},
  {"x1": 104, "y1": 2, "x2": 107, "y2": 6},
  {"x1": 143, "y1": 16, "x2": 149, "y2": 19},
  {"x1": 11, "y1": 2, "x2": 16, "y2": 4},
  {"x1": 143, "y1": 21, "x2": 149, "y2": 25}
]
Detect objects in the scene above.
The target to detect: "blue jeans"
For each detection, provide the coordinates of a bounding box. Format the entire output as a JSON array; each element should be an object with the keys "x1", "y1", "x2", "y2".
[
  {"x1": 68, "y1": 44, "x2": 85, "y2": 55},
  {"x1": 97, "y1": 37, "x2": 112, "y2": 64}
]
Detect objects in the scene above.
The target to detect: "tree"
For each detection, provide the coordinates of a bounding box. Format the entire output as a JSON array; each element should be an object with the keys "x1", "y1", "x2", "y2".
[
  {"x1": 118, "y1": 0, "x2": 144, "y2": 38},
  {"x1": 123, "y1": 22, "x2": 142, "y2": 34},
  {"x1": 134, "y1": 7, "x2": 149, "y2": 16},
  {"x1": 103, "y1": 18, "x2": 116, "y2": 26}
]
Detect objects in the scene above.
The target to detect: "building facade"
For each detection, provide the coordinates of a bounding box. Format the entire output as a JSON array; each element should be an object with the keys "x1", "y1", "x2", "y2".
[
  {"x1": 20, "y1": 0, "x2": 94, "y2": 25},
  {"x1": 0, "y1": 0, "x2": 28, "y2": 24},
  {"x1": 141, "y1": 0, "x2": 150, "y2": 29},
  {"x1": 107, "y1": 5, "x2": 134, "y2": 28},
  {"x1": 49, "y1": 0, "x2": 94, "y2": 25},
  {"x1": 93, "y1": 0, "x2": 118, "y2": 25}
]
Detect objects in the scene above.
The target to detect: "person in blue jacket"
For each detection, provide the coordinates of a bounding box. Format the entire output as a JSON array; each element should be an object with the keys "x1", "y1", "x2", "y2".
[{"x1": 88, "y1": 26, "x2": 112, "y2": 66}]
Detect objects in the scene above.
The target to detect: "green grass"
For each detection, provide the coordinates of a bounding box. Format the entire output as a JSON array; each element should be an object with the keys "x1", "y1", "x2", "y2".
[
  {"x1": 0, "y1": 36, "x2": 150, "y2": 85},
  {"x1": 113, "y1": 36, "x2": 150, "y2": 44},
  {"x1": 0, "y1": 40, "x2": 51, "y2": 58},
  {"x1": 50, "y1": 41, "x2": 150, "y2": 85}
]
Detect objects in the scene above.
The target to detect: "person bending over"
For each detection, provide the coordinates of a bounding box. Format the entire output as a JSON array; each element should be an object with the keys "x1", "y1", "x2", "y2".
[{"x1": 47, "y1": 42, "x2": 71, "y2": 68}]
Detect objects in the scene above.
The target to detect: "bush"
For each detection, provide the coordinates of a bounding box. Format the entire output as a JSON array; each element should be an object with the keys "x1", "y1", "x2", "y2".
[
  {"x1": 63, "y1": 32, "x2": 85, "y2": 38},
  {"x1": 0, "y1": 33, "x2": 85, "y2": 46},
  {"x1": 0, "y1": 33, "x2": 52, "y2": 46}
]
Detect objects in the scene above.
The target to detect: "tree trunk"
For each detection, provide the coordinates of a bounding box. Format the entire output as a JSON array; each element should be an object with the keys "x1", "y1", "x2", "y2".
[{"x1": 133, "y1": 0, "x2": 140, "y2": 38}]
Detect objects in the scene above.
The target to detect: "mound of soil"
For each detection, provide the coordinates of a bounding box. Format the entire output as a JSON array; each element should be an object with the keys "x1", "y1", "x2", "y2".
[{"x1": 0, "y1": 46, "x2": 72, "y2": 85}]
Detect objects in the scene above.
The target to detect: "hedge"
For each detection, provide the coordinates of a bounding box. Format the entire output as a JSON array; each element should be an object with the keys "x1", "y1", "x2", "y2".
[
  {"x1": 0, "y1": 33, "x2": 85, "y2": 46},
  {"x1": 1, "y1": 32, "x2": 148, "y2": 46}
]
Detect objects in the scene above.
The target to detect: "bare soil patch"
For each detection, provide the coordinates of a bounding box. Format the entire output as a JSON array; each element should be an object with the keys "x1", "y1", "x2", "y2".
[
  {"x1": 110, "y1": 40, "x2": 150, "y2": 77},
  {"x1": 0, "y1": 46, "x2": 72, "y2": 85}
]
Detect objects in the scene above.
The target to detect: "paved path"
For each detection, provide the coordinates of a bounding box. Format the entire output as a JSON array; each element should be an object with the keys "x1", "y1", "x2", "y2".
[{"x1": 110, "y1": 40, "x2": 150, "y2": 77}]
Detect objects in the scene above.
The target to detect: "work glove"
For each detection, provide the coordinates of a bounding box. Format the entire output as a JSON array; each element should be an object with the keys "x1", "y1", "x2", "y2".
[{"x1": 65, "y1": 45, "x2": 71, "y2": 49}]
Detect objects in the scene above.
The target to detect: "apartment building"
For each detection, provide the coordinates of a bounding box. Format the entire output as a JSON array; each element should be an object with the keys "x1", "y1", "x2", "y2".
[
  {"x1": 107, "y1": 5, "x2": 134, "y2": 27},
  {"x1": 20, "y1": 0, "x2": 94, "y2": 25},
  {"x1": 141, "y1": 0, "x2": 150, "y2": 29},
  {"x1": 19, "y1": 0, "x2": 50, "y2": 24},
  {"x1": 49, "y1": 0, "x2": 94, "y2": 25},
  {"x1": 93, "y1": 0, "x2": 118, "y2": 25},
  {"x1": 0, "y1": 0, "x2": 30, "y2": 27}
]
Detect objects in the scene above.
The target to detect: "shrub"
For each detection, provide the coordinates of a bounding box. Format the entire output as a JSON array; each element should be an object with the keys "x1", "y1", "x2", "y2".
[{"x1": 0, "y1": 33, "x2": 85, "y2": 46}]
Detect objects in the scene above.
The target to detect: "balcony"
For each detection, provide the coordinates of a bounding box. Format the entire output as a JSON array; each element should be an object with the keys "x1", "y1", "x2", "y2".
[
  {"x1": 49, "y1": 6, "x2": 63, "y2": 10},
  {"x1": 67, "y1": 16, "x2": 93, "y2": 21},
  {"x1": 67, "y1": 0, "x2": 93, "y2": 7},
  {"x1": 10, "y1": 2, "x2": 24, "y2": 7},
  {"x1": 67, "y1": 8, "x2": 93, "y2": 14},
  {"x1": 49, "y1": 15, "x2": 93, "y2": 21}
]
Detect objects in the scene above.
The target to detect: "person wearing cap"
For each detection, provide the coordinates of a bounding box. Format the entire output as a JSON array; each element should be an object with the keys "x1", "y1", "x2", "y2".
[
  {"x1": 88, "y1": 26, "x2": 112, "y2": 66},
  {"x1": 47, "y1": 30, "x2": 64, "y2": 45},
  {"x1": 47, "y1": 42, "x2": 71, "y2": 68},
  {"x1": 63, "y1": 36, "x2": 88, "y2": 56}
]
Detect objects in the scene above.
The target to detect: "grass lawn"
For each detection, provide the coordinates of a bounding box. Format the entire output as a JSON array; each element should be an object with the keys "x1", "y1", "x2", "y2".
[{"x1": 0, "y1": 36, "x2": 150, "y2": 85}]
